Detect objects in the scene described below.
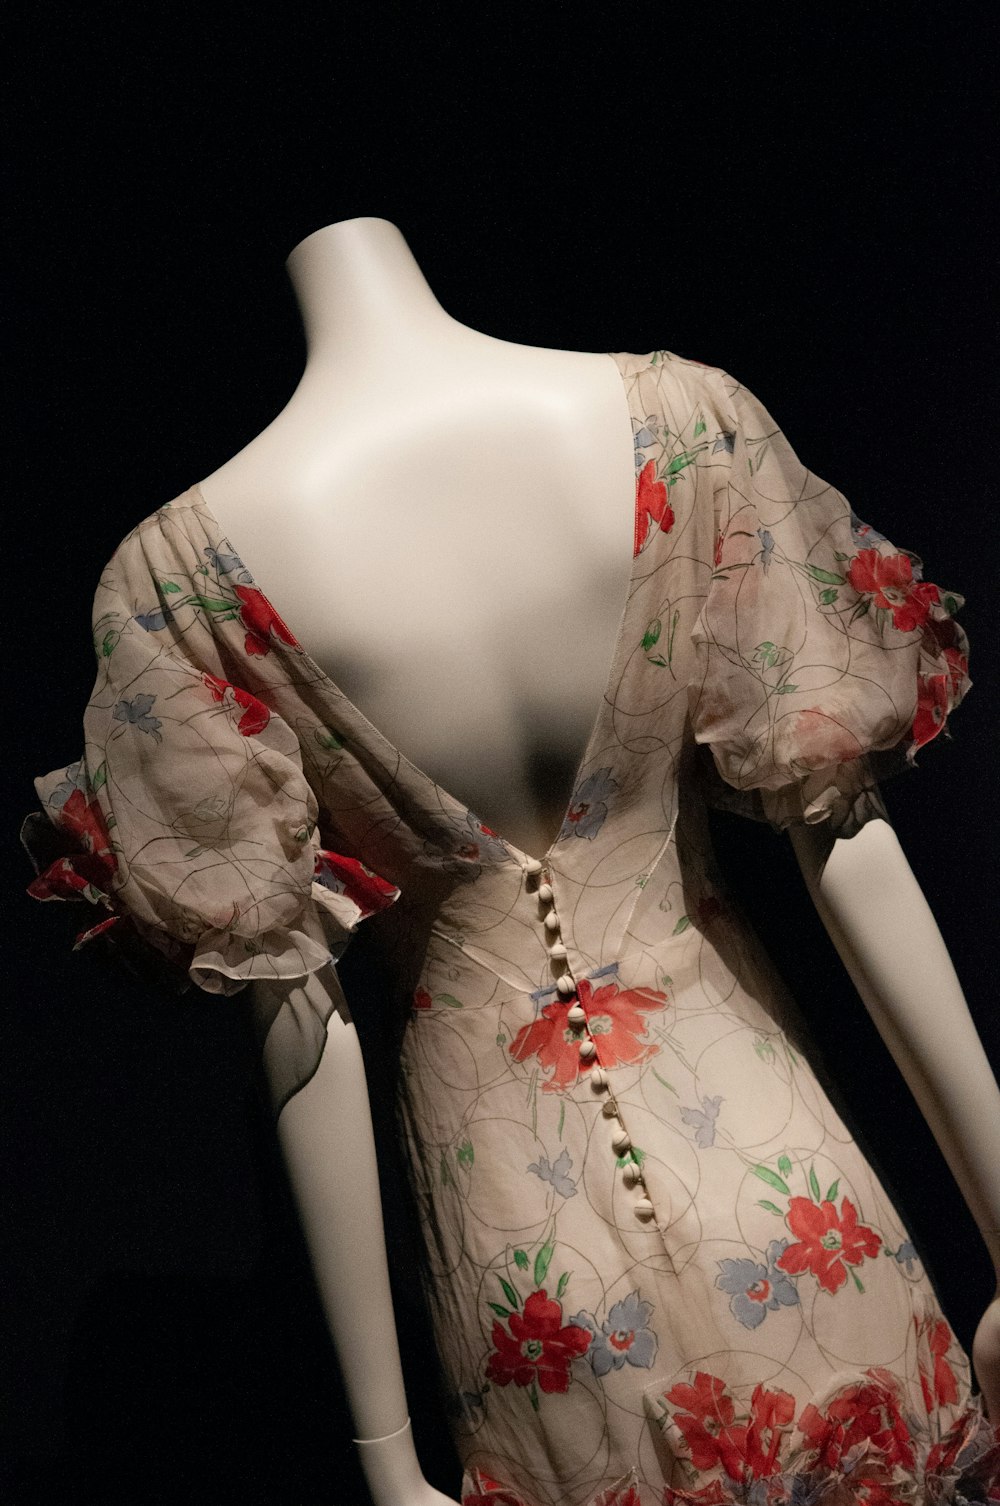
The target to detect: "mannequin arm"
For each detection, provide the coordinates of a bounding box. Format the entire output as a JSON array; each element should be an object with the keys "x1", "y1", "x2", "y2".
[
  {"x1": 788, "y1": 815, "x2": 1000, "y2": 1420},
  {"x1": 257, "y1": 968, "x2": 460, "y2": 1506}
]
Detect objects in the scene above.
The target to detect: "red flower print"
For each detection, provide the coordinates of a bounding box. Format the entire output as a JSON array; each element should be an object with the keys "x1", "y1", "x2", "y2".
[
  {"x1": 634, "y1": 459, "x2": 675, "y2": 556},
  {"x1": 413, "y1": 986, "x2": 433, "y2": 1010},
  {"x1": 665, "y1": 1371, "x2": 738, "y2": 1471},
  {"x1": 509, "y1": 976, "x2": 670, "y2": 1092},
  {"x1": 714, "y1": 530, "x2": 725, "y2": 567},
  {"x1": 846, "y1": 550, "x2": 941, "y2": 633},
  {"x1": 593, "y1": 1486, "x2": 642, "y2": 1506},
  {"x1": 201, "y1": 671, "x2": 272, "y2": 736},
  {"x1": 313, "y1": 850, "x2": 401, "y2": 919},
  {"x1": 943, "y1": 645, "x2": 969, "y2": 699},
  {"x1": 797, "y1": 1366, "x2": 916, "y2": 1474},
  {"x1": 911, "y1": 671, "x2": 951, "y2": 751},
  {"x1": 776, "y1": 1196, "x2": 882, "y2": 1294},
  {"x1": 663, "y1": 1481, "x2": 731, "y2": 1506},
  {"x1": 233, "y1": 584, "x2": 301, "y2": 657},
  {"x1": 915, "y1": 1312, "x2": 960, "y2": 1414},
  {"x1": 27, "y1": 785, "x2": 119, "y2": 903},
  {"x1": 665, "y1": 1372, "x2": 795, "y2": 1483},
  {"x1": 484, "y1": 1289, "x2": 591, "y2": 1394},
  {"x1": 462, "y1": 1473, "x2": 530, "y2": 1506}
]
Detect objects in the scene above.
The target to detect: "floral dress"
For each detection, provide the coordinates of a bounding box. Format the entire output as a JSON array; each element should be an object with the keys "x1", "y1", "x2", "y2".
[{"x1": 22, "y1": 350, "x2": 997, "y2": 1506}]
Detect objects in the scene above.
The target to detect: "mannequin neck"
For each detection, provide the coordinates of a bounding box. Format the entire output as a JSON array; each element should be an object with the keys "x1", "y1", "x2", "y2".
[{"x1": 285, "y1": 217, "x2": 470, "y2": 369}]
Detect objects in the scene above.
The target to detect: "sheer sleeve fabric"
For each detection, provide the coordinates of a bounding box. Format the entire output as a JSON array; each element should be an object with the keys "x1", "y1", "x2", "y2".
[
  {"x1": 688, "y1": 370, "x2": 971, "y2": 839},
  {"x1": 24, "y1": 558, "x2": 400, "y2": 1002}
]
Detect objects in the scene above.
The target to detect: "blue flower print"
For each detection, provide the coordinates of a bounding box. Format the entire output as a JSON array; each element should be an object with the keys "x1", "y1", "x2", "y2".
[
  {"x1": 556, "y1": 768, "x2": 619, "y2": 843},
  {"x1": 757, "y1": 528, "x2": 775, "y2": 574},
  {"x1": 712, "y1": 430, "x2": 735, "y2": 454},
  {"x1": 679, "y1": 1093, "x2": 723, "y2": 1149},
  {"x1": 112, "y1": 693, "x2": 163, "y2": 743},
  {"x1": 134, "y1": 606, "x2": 175, "y2": 633},
  {"x1": 849, "y1": 506, "x2": 890, "y2": 552},
  {"x1": 633, "y1": 418, "x2": 659, "y2": 470},
  {"x1": 892, "y1": 1238, "x2": 920, "y2": 1275},
  {"x1": 526, "y1": 1146, "x2": 578, "y2": 1198},
  {"x1": 570, "y1": 1290, "x2": 658, "y2": 1377},
  {"x1": 203, "y1": 544, "x2": 250, "y2": 579},
  {"x1": 716, "y1": 1239, "x2": 800, "y2": 1329}
]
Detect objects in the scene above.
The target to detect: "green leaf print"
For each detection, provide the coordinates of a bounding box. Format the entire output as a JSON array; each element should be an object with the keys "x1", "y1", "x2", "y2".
[
  {"x1": 513, "y1": 1249, "x2": 529, "y2": 1271},
  {"x1": 818, "y1": 588, "x2": 839, "y2": 605},
  {"x1": 156, "y1": 580, "x2": 182, "y2": 593},
  {"x1": 529, "y1": 1378, "x2": 540, "y2": 1412},
  {"x1": 643, "y1": 618, "x2": 663, "y2": 650},
  {"x1": 694, "y1": 417, "x2": 707, "y2": 437},
  {"x1": 803, "y1": 565, "x2": 845, "y2": 585},
  {"x1": 558, "y1": 1102, "x2": 565, "y2": 1139},
  {"x1": 194, "y1": 595, "x2": 235, "y2": 613},
  {"x1": 758, "y1": 1200, "x2": 786, "y2": 1217},
  {"x1": 672, "y1": 915, "x2": 691, "y2": 935},
  {"x1": 751, "y1": 1164, "x2": 791, "y2": 1196},
  {"x1": 101, "y1": 629, "x2": 120, "y2": 658},
  {"x1": 943, "y1": 595, "x2": 959, "y2": 617},
  {"x1": 849, "y1": 597, "x2": 871, "y2": 622},
  {"x1": 534, "y1": 1240, "x2": 555, "y2": 1289},
  {"x1": 774, "y1": 684, "x2": 798, "y2": 694},
  {"x1": 92, "y1": 762, "x2": 107, "y2": 791},
  {"x1": 456, "y1": 1140, "x2": 474, "y2": 1170},
  {"x1": 556, "y1": 1270, "x2": 571, "y2": 1298},
  {"x1": 314, "y1": 726, "x2": 344, "y2": 750},
  {"x1": 756, "y1": 642, "x2": 780, "y2": 670},
  {"x1": 825, "y1": 1178, "x2": 840, "y2": 1202},
  {"x1": 809, "y1": 1164, "x2": 822, "y2": 1202},
  {"x1": 439, "y1": 994, "x2": 463, "y2": 1009},
  {"x1": 487, "y1": 1302, "x2": 511, "y2": 1319},
  {"x1": 849, "y1": 1266, "x2": 865, "y2": 1294},
  {"x1": 834, "y1": 551, "x2": 851, "y2": 562},
  {"x1": 777, "y1": 1154, "x2": 792, "y2": 1177},
  {"x1": 499, "y1": 1277, "x2": 520, "y2": 1309},
  {"x1": 665, "y1": 450, "x2": 700, "y2": 477},
  {"x1": 652, "y1": 1068, "x2": 678, "y2": 1096}
]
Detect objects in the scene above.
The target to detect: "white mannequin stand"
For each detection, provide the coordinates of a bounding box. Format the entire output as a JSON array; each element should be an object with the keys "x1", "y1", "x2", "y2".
[{"x1": 195, "y1": 218, "x2": 1000, "y2": 1504}]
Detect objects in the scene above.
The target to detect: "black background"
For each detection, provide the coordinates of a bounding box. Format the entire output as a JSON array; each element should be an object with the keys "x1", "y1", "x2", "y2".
[{"x1": 5, "y1": 9, "x2": 997, "y2": 1504}]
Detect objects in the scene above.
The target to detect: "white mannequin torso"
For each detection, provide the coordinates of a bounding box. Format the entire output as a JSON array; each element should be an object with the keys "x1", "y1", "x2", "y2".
[{"x1": 195, "y1": 220, "x2": 636, "y2": 859}]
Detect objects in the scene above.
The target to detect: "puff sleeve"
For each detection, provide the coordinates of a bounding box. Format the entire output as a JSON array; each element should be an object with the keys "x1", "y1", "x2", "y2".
[
  {"x1": 22, "y1": 552, "x2": 400, "y2": 1000},
  {"x1": 687, "y1": 368, "x2": 971, "y2": 839}
]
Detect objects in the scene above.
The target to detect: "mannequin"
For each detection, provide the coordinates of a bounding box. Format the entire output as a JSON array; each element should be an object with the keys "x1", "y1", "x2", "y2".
[{"x1": 193, "y1": 218, "x2": 1000, "y2": 1504}]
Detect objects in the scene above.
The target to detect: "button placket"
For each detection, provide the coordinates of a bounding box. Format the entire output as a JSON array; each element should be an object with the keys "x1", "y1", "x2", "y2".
[{"x1": 523, "y1": 857, "x2": 656, "y2": 1225}]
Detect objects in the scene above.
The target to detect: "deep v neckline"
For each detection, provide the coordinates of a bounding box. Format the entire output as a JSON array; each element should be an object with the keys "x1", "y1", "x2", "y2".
[{"x1": 185, "y1": 350, "x2": 642, "y2": 873}]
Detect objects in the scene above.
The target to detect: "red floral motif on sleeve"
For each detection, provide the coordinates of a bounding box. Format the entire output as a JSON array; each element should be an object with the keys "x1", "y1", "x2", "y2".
[
  {"x1": 509, "y1": 977, "x2": 670, "y2": 1092},
  {"x1": 775, "y1": 1196, "x2": 882, "y2": 1294},
  {"x1": 233, "y1": 584, "x2": 300, "y2": 657},
  {"x1": 845, "y1": 550, "x2": 942, "y2": 634},
  {"x1": 484, "y1": 1289, "x2": 591, "y2": 1394},
  {"x1": 313, "y1": 850, "x2": 401, "y2": 919},
  {"x1": 201, "y1": 671, "x2": 272, "y2": 736},
  {"x1": 634, "y1": 460, "x2": 675, "y2": 557},
  {"x1": 26, "y1": 786, "x2": 119, "y2": 904}
]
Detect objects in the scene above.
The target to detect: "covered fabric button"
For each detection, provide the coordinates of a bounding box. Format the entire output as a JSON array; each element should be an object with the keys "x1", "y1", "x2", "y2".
[
  {"x1": 622, "y1": 1161, "x2": 641, "y2": 1186},
  {"x1": 633, "y1": 1198, "x2": 655, "y2": 1220},
  {"x1": 589, "y1": 1066, "x2": 608, "y2": 1091},
  {"x1": 557, "y1": 976, "x2": 577, "y2": 999},
  {"x1": 524, "y1": 858, "x2": 544, "y2": 876},
  {"x1": 611, "y1": 1128, "x2": 631, "y2": 1154},
  {"x1": 566, "y1": 1002, "x2": 586, "y2": 1026},
  {"x1": 544, "y1": 911, "x2": 561, "y2": 933},
  {"x1": 537, "y1": 882, "x2": 554, "y2": 903},
  {"x1": 578, "y1": 1039, "x2": 597, "y2": 1061},
  {"x1": 546, "y1": 941, "x2": 568, "y2": 959},
  {"x1": 601, "y1": 1098, "x2": 619, "y2": 1118}
]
